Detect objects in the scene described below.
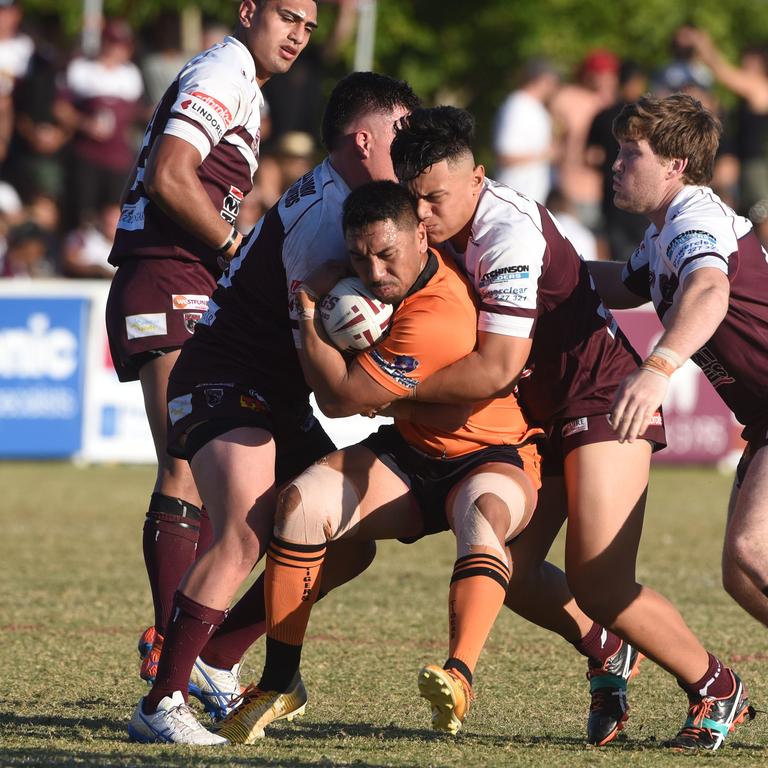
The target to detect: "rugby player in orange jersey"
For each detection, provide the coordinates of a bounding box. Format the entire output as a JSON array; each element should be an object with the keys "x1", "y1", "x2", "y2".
[{"x1": 216, "y1": 180, "x2": 543, "y2": 742}]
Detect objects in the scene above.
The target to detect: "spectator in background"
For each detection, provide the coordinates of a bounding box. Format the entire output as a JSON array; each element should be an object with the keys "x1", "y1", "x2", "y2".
[
  {"x1": 5, "y1": 13, "x2": 69, "y2": 203},
  {"x1": 677, "y1": 27, "x2": 768, "y2": 217},
  {"x1": 140, "y1": 13, "x2": 187, "y2": 108},
  {"x1": 55, "y1": 18, "x2": 144, "y2": 228},
  {"x1": 492, "y1": 58, "x2": 559, "y2": 203},
  {"x1": 651, "y1": 25, "x2": 714, "y2": 96},
  {"x1": 550, "y1": 49, "x2": 619, "y2": 231},
  {"x1": 586, "y1": 60, "x2": 648, "y2": 261},
  {"x1": 546, "y1": 186, "x2": 599, "y2": 261},
  {"x1": 0, "y1": 0, "x2": 33, "y2": 166},
  {"x1": 256, "y1": 129, "x2": 316, "y2": 209},
  {"x1": 1, "y1": 220, "x2": 52, "y2": 278},
  {"x1": 61, "y1": 202, "x2": 119, "y2": 279}
]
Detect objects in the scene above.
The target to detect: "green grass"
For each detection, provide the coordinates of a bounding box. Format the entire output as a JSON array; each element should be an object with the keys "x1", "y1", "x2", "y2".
[{"x1": 0, "y1": 463, "x2": 766, "y2": 767}]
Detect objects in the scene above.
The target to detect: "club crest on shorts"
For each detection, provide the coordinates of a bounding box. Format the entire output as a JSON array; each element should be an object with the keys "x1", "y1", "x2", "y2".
[
  {"x1": 183, "y1": 312, "x2": 202, "y2": 334},
  {"x1": 240, "y1": 393, "x2": 268, "y2": 412},
  {"x1": 204, "y1": 388, "x2": 224, "y2": 408}
]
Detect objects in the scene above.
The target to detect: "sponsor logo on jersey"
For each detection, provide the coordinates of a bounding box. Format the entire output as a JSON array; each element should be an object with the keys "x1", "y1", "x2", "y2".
[
  {"x1": 180, "y1": 94, "x2": 228, "y2": 141},
  {"x1": 368, "y1": 349, "x2": 420, "y2": 388},
  {"x1": 189, "y1": 90, "x2": 233, "y2": 124},
  {"x1": 666, "y1": 229, "x2": 718, "y2": 270},
  {"x1": 168, "y1": 393, "x2": 193, "y2": 425},
  {"x1": 284, "y1": 171, "x2": 317, "y2": 208},
  {"x1": 125, "y1": 313, "x2": 167, "y2": 339},
  {"x1": 204, "y1": 387, "x2": 224, "y2": 408},
  {"x1": 648, "y1": 411, "x2": 663, "y2": 426},
  {"x1": 220, "y1": 185, "x2": 244, "y2": 225},
  {"x1": 479, "y1": 265, "x2": 530, "y2": 288},
  {"x1": 484, "y1": 286, "x2": 529, "y2": 302},
  {"x1": 183, "y1": 312, "x2": 202, "y2": 333},
  {"x1": 561, "y1": 417, "x2": 588, "y2": 438},
  {"x1": 691, "y1": 346, "x2": 735, "y2": 389},
  {"x1": 240, "y1": 393, "x2": 268, "y2": 412},
  {"x1": 172, "y1": 294, "x2": 209, "y2": 311}
]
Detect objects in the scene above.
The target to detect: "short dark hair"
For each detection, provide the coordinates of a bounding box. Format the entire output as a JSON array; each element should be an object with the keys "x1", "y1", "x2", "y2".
[
  {"x1": 321, "y1": 72, "x2": 421, "y2": 152},
  {"x1": 613, "y1": 94, "x2": 721, "y2": 185},
  {"x1": 342, "y1": 181, "x2": 419, "y2": 234},
  {"x1": 390, "y1": 106, "x2": 475, "y2": 183}
]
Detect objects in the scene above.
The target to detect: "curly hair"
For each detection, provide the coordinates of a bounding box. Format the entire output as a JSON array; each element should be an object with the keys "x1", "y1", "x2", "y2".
[{"x1": 390, "y1": 106, "x2": 475, "y2": 183}]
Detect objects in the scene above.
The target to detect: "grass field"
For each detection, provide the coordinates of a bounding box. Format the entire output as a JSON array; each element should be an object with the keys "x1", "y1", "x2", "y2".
[{"x1": 1, "y1": 462, "x2": 766, "y2": 767}]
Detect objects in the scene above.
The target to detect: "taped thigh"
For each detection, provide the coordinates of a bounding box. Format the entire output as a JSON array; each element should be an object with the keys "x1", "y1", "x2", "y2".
[
  {"x1": 276, "y1": 463, "x2": 362, "y2": 546},
  {"x1": 449, "y1": 472, "x2": 528, "y2": 560}
]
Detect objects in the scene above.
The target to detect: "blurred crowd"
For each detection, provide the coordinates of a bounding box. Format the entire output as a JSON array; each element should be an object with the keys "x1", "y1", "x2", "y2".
[
  {"x1": 1, "y1": 0, "x2": 767, "y2": 278},
  {"x1": 493, "y1": 26, "x2": 768, "y2": 261}
]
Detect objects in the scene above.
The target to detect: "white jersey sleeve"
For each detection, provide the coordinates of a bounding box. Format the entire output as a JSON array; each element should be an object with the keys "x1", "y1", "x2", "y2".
[
  {"x1": 165, "y1": 41, "x2": 257, "y2": 161},
  {"x1": 474, "y1": 224, "x2": 545, "y2": 339},
  {"x1": 621, "y1": 231, "x2": 653, "y2": 299},
  {"x1": 659, "y1": 217, "x2": 734, "y2": 285}
]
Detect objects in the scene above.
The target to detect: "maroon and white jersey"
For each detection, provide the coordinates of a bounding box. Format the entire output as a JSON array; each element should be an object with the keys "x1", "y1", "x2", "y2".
[
  {"x1": 170, "y1": 158, "x2": 350, "y2": 413},
  {"x1": 623, "y1": 185, "x2": 768, "y2": 426},
  {"x1": 441, "y1": 178, "x2": 640, "y2": 426},
  {"x1": 109, "y1": 36, "x2": 262, "y2": 272}
]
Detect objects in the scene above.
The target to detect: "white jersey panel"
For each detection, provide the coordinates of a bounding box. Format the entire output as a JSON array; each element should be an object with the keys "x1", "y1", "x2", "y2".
[{"x1": 446, "y1": 179, "x2": 545, "y2": 338}]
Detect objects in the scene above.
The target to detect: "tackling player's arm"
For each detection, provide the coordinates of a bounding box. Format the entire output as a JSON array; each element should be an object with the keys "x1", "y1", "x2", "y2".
[
  {"x1": 587, "y1": 260, "x2": 648, "y2": 309},
  {"x1": 143, "y1": 135, "x2": 243, "y2": 260},
  {"x1": 611, "y1": 266, "x2": 730, "y2": 442},
  {"x1": 411, "y1": 330, "x2": 532, "y2": 404}
]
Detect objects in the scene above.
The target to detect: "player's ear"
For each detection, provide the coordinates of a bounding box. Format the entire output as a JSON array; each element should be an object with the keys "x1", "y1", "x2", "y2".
[
  {"x1": 669, "y1": 157, "x2": 688, "y2": 179},
  {"x1": 416, "y1": 220, "x2": 428, "y2": 253},
  {"x1": 354, "y1": 129, "x2": 371, "y2": 159},
  {"x1": 472, "y1": 164, "x2": 485, "y2": 193},
  {"x1": 238, "y1": 0, "x2": 258, "y2": 28}
]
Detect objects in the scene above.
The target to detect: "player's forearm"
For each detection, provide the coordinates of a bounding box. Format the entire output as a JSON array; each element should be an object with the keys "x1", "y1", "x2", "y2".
[
  {"x1": 587, "y1": 261, "x2": 647, "y2": 309},
  {"x1": 144, "y1": 164, "x2": 242, "y2": 258},
  {"x1": 413, "y1": 351, "x2": 519, "y2": 404},
  {"x1": 296, "y1": 298, "x2": 369, "y2": 418},
  {"x1": 656, "y1": 277, "x2": 729, "y2": 363}
]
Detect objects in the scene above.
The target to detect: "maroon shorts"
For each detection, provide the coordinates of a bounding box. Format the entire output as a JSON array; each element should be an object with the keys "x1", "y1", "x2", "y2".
[
  {"x1": 105, "y1": 257, "x2": 217, "y2": 382},
  {"x1": 541, "y1": 410, "x2": 667, "y2": 477},
  {"x1": 736, "y1": 415, "x2": 768, "y2": 488}
]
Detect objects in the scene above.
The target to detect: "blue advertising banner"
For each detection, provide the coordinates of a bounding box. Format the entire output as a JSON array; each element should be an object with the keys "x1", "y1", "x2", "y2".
[{"x1": 0, "y1": 297, "x2": 88, "y2": 457}]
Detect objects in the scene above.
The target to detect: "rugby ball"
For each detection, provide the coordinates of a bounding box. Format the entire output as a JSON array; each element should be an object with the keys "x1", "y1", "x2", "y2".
[{"x1": 319, "y1": 276, "x2": 393, "y2": 352}]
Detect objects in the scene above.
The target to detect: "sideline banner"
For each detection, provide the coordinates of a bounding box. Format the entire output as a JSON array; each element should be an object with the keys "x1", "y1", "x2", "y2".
[
  {"x1": 0, "y1": 295, "x2": 87, "y2": 457},
  {"x1": 0, "y1": 281, "x2": 741, "y2": 465}
]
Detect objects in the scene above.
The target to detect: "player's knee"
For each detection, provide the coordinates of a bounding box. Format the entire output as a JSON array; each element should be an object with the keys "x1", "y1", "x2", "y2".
[
  {"x1": 450, "y1": 472, "x2": 527, "y2": 561},
  {"x1": 274, "y1": 463, "x2": 361, "y2": 546}
]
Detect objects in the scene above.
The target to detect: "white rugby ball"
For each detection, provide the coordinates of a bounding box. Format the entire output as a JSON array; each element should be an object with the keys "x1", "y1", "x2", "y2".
[{"x1": 319, "y1": 276, "x2": 393, "y2": 352}]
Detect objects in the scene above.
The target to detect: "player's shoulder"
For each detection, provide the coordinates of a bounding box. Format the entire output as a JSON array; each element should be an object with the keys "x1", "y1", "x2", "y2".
[
  {"x1": 279, "y1": 160, "x2": 346, "y2": 255},
  {"x1": 661, "y1": 186, "x2": 745, "y2": 256},
  {"x1": 181, "y1": 38, "x2": 255, "y2": 90},
  {"x1": 471, "y1": 180, "x2": 545, "y2": 253}
]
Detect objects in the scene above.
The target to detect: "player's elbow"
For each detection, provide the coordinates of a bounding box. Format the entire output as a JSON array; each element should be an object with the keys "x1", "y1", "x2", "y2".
[{"x1": 314, "y1": 393, "x2": 359, "y2": 419}]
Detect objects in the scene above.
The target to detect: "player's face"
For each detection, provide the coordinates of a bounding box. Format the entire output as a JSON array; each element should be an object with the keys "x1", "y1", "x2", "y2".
[
  {"x1": 241, "y1": 0, "x2": 317, "y2": 81},
  {"x1": 612, "y1": 139, "x2": 680, "y2": 219},
  {"x1": 406, "y1": 157, "x2": 484, "y2": 246},
  {"x1": 347, "y1": 218, "x2": 429, "y2": 304}
]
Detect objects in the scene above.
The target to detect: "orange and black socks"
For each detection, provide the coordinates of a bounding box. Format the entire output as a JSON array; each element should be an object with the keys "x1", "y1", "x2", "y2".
[
  {"x1": 260, "y1": 537, "x2": 326, "y2": 691},
  {"x1": 447, "y1": 552, "x2": 510, "y2": 680}
]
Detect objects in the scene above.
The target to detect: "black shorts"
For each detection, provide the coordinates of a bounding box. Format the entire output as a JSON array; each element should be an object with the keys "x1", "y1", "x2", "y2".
[
  {"x1": 541, "y1": 410, "x2": 667, "y2": 477},
  {"x1": 361, "y1": 425, "x2": 532, "y2": 543},
  {"x1": 106, "y1": 257, "x2": 217, "y2": 382},
  {"x1": 167, "y1": 378, "x2": 334, "y2": 486}
]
